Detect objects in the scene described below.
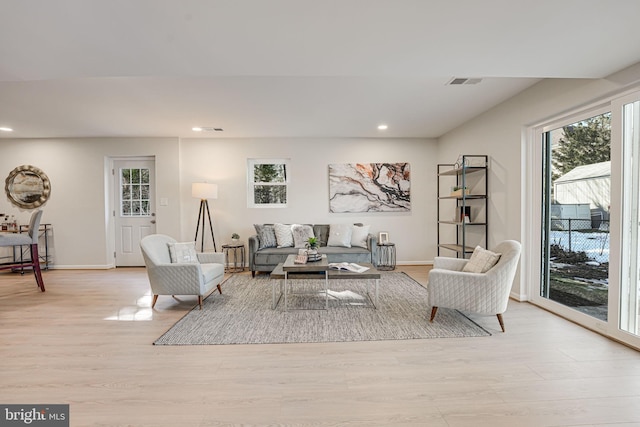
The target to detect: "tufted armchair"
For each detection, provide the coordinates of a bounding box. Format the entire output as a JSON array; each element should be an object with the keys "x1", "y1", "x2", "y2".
[
  {"x1": 428, "y1": 240, "x2": 521, "y2": 332},
  {"x1": 140, "y1": 234, "x2": 225, "y2": 309}
]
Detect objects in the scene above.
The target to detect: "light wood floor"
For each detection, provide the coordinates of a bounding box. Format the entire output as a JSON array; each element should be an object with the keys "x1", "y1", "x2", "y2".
[{"x1": 2, "y1": 266, "x2": 640, "y2": 427}]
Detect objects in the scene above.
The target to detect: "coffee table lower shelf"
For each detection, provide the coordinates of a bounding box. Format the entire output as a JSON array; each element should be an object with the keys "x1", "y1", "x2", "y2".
[{"x1": 270, "y1": 260, "x2": 381, "y2": 311}]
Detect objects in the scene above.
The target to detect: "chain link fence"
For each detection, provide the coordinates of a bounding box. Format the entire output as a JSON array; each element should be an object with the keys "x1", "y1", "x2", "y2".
[{"x1": 549, "y1": 218, "x2": 609, "y2": 263}]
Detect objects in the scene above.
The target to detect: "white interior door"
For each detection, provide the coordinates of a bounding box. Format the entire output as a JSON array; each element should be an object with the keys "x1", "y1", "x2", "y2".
[{"x1": 114, "y1": 158, "x2": 156, "y2": 266}]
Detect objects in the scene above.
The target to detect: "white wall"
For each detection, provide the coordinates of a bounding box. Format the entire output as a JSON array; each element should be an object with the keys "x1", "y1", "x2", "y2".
[
  {"x1": 7, "y1": 67, "x2": 639, "y2": 273},
  {"x1": 437, "y1": 71, "x2": 640, "y2": 299},
  {"x1": 0, "y1": 136, "x2": 437, "y2": 267},
  {"x1": 179, "y1": 137, "x2": 437, "y2": 264},
  {"x1": 0, "y1": 137, "x2": 181, "y2": 268}
]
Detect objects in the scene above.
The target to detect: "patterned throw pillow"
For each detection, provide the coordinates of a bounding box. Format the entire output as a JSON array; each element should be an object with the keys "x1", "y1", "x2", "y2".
[
  {"x1": 312, "y1": 224, "x2": 330, "y2": 247},
  {"x1": 462, "y1": 246, "x2": 501, "y2": 273},
  {"x1": 351, "y1": 224, "x2": 370, "y2": 249},
  {"x1": 167, "y1": 242, "x2": 198, "y2": 264},
  {"x1": 273, "y1": 223, "x2": 294, "y2": 248},
  {"x1": 292, "y1": 224, "x2": 315, "y2": 248},
  {"x1": 254, "y1": 224, "x2": 277, "y2": 249},
  {"x1": 327, "y1": 223, "x2": 353, "y2": 248}
]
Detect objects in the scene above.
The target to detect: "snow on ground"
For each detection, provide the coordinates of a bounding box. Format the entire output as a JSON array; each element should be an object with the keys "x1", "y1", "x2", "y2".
[{"x1": 550, "y1": 230, "x2": 609, "y2": 264}]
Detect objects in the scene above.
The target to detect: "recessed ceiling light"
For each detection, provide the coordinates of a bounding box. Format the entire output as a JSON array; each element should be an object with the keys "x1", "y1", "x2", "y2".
[
  {"x1": 0, "y1": 127, "x2": 13, "y2": 132},
  {"x1": 377, "y1": 124, "x2": 388, "y2": 130},
  {"x1": 192, "y1": 126, "x2": 223, "y2": 132}
]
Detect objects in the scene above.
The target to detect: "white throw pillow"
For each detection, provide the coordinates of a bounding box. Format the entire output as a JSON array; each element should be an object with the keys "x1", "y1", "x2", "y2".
[
  {"x1": 273, "y1": 223, "x2": 294, "y2": 248},
  {"x1": 462, "y1": 246, "x2": 501, "y2": 273},
  {"x1": 351, "y1": 224, "x2": 370, "y2": 249},
  {"x1": 292, "y1": 224, "x2": 315, "y2": 248},
  {"x1": 327, "y1": 224, "x2": 353, "y2": 248},
  {"x1": 168, "y1": 242, "x2": 198, "y2": 264}
]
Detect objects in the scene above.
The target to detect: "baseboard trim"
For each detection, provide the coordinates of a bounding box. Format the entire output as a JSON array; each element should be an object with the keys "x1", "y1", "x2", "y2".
[{"x1": 47, "y1": 264, "x2": 115, "y2": 270}]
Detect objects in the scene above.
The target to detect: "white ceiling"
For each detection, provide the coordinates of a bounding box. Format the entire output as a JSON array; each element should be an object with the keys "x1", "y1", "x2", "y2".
[{"x1": 2, "y1": 0, "x2": 640, "y2": 139}]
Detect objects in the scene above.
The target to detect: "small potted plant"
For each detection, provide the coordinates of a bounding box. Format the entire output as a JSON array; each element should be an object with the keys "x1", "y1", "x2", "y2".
[
  {"x1": 451, "y1": 186, "x2": 469, "y2": 197},
  {"x1": 305, "y1": 237, "x2": 321, "y2": 261},
  {"x1": 306, "y1": 237, "x2": 318, "y2": 250},
  {"x1": 231, "y1": 233, "x2": 240, "y2": 242}
]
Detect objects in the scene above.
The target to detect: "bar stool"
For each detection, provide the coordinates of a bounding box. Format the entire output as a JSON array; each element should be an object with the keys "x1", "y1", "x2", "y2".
[{"x1": 0, "y1": 210, "x2": 45, "y2": 292}]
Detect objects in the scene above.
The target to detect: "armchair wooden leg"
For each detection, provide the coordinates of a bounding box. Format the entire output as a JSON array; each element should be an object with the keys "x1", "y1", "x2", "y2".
[
  {"x1": 198, "y1": 296, "x2": 203, "y2": 310},
  {"x1": 429, "y1": 307, "x2": 438, "y2": 322},
  {"x1": 151, "y1": 295, "x2": 159, "y2": 308},
  {"x1": 497, "y1": 313, "x2": 506, "y2": 332},
  {"x1": 217, "y1": 284, "x2": 222, "y2": 294}
]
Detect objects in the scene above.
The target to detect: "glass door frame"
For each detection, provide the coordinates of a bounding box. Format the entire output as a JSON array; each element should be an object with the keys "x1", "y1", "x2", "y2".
[
  {"x1": 526, "y1": 90, "x2": 640, "y2": 350},
  {"x1": 527, "y1": 103, "x2": 624, "y2": 339},
  {"x1": 611, "y1": 91, "x2": 640, "y2": 345}
]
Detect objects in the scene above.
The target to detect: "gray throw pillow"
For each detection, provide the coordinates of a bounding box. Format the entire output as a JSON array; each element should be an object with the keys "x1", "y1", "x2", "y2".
[
  {"x1": 254, "y1": 224, "x2": 277, "y2": 249},
  {"x1": 313, "y1": 224, "x2": 330, "y2": 247}
]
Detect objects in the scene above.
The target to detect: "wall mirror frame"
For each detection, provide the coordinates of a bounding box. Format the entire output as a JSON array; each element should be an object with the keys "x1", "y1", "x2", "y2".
[{"x1": 4, "y1": 165, "x2": 51, "y2": 209}]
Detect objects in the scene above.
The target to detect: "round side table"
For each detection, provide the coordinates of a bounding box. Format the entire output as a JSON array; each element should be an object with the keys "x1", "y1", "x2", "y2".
[
  {"x1": 221, "y1": 242, "x2": 245, "y2": 273},
  {"x1": 377, "y1": 242, "x2": 396, "y2": 271}
]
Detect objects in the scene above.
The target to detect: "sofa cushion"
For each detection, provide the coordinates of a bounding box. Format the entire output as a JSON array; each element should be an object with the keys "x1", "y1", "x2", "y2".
[
  {"x1": 351, "y1": 224, "x2": 370, "y2": 249},
  {"x1": 254, "y1": 224, "x2": 277, "y2": 249},
  {"x1": 200, "y1": 262, "x2": 225, "y2": 285},
  {"x1": 292, "y1": 224, "x2": 315, "y2": 248},
  {"x1": 328, "y1": 224, "x2": 352, "y2": 247},
  {"x1": 274, "y1": 223, "x2": 294, "y2": 248}
]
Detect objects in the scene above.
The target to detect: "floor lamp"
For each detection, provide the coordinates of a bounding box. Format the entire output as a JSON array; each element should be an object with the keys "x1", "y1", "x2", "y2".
[{"x1": 192, "y1": 182, "x2": 218, "y2": 252}]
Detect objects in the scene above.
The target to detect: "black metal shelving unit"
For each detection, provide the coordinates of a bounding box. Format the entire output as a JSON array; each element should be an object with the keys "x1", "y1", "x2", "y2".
[{"x1": 437, "y1": 155, "x2": 488, "y2": 258}]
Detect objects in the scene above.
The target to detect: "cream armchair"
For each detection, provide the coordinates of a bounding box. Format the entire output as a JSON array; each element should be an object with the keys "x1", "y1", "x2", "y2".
[
  {"x1": 428, "y1": 240, "x2": 521, "y2": 332},
  {"x1": 140, "y1": 234, "x2": 225, "y2": 309}
]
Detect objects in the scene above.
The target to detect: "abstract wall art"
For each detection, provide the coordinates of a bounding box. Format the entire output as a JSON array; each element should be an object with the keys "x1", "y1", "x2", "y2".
[{"x1": 329, "y1": 163, "x2": 410, "y2": 213}]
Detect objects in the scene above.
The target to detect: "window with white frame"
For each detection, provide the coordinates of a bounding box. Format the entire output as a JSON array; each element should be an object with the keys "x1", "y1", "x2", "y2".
[
  {"x1": 247, "y1": 158, "x2": 289, "y2": 208},
  {"x1": 120, "y1": 167, "x2": 151, "y2": 216}
]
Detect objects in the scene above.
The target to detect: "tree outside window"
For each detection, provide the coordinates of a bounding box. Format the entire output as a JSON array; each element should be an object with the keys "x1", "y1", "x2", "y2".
[{"x1": 248, "y1": 159, "x2": 289, "y2": 208}]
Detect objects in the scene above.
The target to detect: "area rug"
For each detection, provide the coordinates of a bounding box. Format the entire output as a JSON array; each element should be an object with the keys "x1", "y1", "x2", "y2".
[{"x1": 154, "y1": 271, "x2": 490, "y2": 345}]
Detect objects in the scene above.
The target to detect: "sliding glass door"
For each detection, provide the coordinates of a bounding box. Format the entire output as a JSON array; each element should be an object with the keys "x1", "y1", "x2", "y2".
[
  {"x1": 531, "y1": 90, "x2": 640, "y2": 349},
  {"x1": 540, "y1": 111, "x2": 611, "y2": 321}
]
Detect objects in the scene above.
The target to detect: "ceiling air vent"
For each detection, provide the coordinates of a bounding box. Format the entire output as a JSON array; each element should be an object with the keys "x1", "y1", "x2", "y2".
[
  {"x1": 199, "y1": 127, "x2": 224, "y2": 132},
  {"x1": 447, "y1": 77, "x2": 483, "y2": 86}
]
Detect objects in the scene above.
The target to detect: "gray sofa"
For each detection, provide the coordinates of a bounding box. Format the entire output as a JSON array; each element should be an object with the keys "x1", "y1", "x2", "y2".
[{"x1": 249, "y1": 224, "x2": 377, "y2": 276}]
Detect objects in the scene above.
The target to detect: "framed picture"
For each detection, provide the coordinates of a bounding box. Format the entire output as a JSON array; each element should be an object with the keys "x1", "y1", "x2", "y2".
[
  {"x1": 378, "y1": 232, "x2": 389, "y2": 244},
  {"x1": 5, "y1": 165, "x2": 51, "y2": 209},
  {"x1": 329, "y1": 163, "x2": 410, "y2": 213}
]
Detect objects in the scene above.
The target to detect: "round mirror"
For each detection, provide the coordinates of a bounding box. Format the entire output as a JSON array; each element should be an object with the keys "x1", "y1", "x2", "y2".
[{"x1": 5, "y1": 165, "x2": 51, "y2": 209}]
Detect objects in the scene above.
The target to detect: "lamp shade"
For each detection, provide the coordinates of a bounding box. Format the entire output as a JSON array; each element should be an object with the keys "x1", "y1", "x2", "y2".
[{"x1": 192, "y1": 182, "x2": 218, "y2": 200}]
